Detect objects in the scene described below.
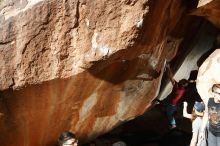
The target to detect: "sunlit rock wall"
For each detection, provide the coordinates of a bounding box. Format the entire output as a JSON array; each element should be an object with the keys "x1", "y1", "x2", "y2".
[
  {"x1": 0, "y1": 0, "x2": 196, "y2": 145},
  {"x1": 197, "y1": 49, "x2": 220, "y2": 102},
  {"x1": 195, "y1": 1, "x2": 220, "y2": 101}
]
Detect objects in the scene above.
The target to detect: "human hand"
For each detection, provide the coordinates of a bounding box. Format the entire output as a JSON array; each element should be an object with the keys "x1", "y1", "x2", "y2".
[
  {"x1": 183, "y1": 101, "x2": 188, "y2": 107},
  {"x1": 165, "y1": 63, "x2": 170, "y2": 69},
  {"x1": 189, "y1": 80, "x2": 196, "y2": 83}
]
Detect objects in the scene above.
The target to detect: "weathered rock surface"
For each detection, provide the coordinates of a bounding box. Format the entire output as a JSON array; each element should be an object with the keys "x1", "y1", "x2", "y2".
[
  {"x1": 0, "y1": 0, "x2": 200, "y2": 145},
  {"x1": 192, "y1": 0, "x2": 220, "y2": 28},
  {"x1": 197, "y1": 49, "x2": 220, "y2": 101}
]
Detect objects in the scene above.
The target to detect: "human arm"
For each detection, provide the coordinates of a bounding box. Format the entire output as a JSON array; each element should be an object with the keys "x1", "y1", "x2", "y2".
[
  {"x1": 166, "y1": 63, "x2": 176, "y2": 86},
  {"x1": 197, "y1": 99, "x2": 208, "y2": 143},
  {"x1": 183, "y1": 102, "x2": 192, "y2": 119},
  {"x1": 190, "y1": 132, "x2": 198, "y2": 146}
]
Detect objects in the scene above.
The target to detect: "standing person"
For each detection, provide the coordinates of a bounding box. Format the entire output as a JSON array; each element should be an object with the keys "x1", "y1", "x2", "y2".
[
  {"x1": 183, "y1": 101, "x2": 206, "y2": 146},
  {"x1": 58, "y1": 131, "x2": 78, "y2": 146},
  {"x1": 198, "y1": 84, "x2": 220, "y2": 146},
  {"x1": 165, "y1": 63, "x2": 189, "y2": 129}
]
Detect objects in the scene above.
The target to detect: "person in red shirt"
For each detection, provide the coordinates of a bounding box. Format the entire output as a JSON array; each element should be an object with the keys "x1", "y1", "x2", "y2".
[{"x1": 165, "y1": 64, "x2": 189, "y2": 129}]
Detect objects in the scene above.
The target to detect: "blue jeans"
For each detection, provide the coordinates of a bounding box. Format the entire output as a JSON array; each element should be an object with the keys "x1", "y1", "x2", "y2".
[{"x1": 166, "y1": 104, "x2": 177, "y2": 126}]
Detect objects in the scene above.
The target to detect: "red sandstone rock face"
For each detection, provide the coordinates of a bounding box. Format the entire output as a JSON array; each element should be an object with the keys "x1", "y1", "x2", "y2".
[
  {"x1": 192, "y1": 0, "x2": 220, "y2": 28},
  {"x1": 0, "y1": 0, "x2": 196, "y2": 145}
]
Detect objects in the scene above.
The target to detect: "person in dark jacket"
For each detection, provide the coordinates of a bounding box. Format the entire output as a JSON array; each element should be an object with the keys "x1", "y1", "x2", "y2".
[{"x1": 199, "y1": 84, "x2": 220, "y2": 146}]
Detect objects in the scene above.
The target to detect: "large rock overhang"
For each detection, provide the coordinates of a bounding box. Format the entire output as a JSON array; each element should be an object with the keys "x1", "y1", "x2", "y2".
[{"x1": 0, "y1": 0, "x2": 208, "y2": 145}]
